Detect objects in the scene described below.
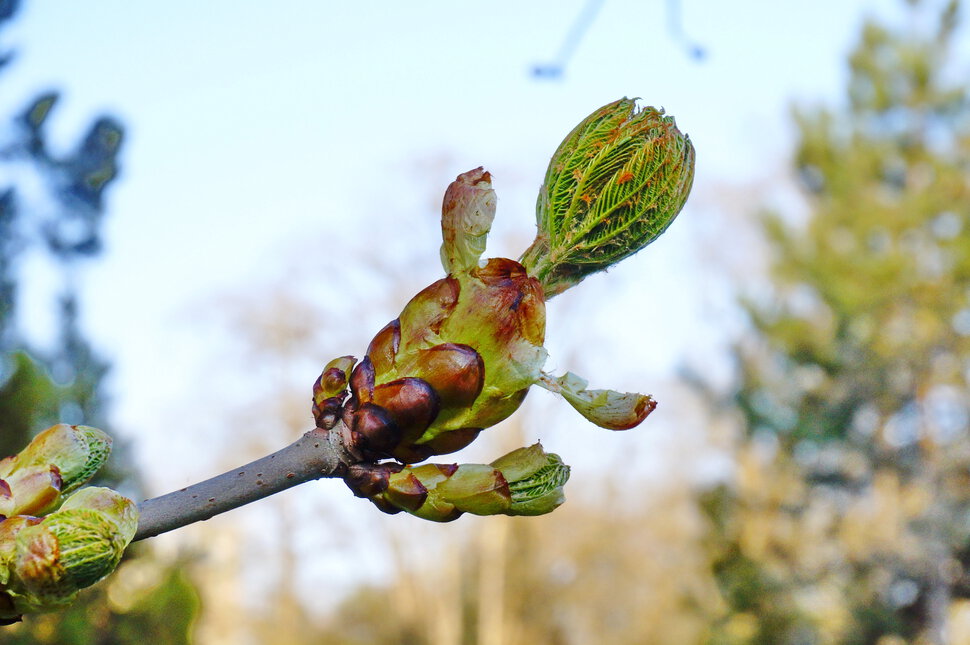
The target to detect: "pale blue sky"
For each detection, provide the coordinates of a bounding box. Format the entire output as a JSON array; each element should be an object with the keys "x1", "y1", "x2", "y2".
[{"x1": 1, "y1": 0, "x2": 904, "y2": 491}]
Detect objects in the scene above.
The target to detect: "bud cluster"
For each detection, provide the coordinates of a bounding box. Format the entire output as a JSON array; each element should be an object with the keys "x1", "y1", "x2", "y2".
[
  {"x1": 314, "y1": 169, "x2": 547, "y2": 464},
  {"x1": 311, "y1": 99, "x2": 693, "y2": 522},
  {"x1": 0, "y1": 426, "x2": 137, "y2": 624}
]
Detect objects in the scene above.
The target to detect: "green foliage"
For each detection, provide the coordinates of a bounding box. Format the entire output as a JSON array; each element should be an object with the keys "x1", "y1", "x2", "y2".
[
  {"x1": 522, "y1": 98, "x2": 695, "y2": 297},
  {"x1": 705, "y1": 1, "x2": 970, "y2": 642}
]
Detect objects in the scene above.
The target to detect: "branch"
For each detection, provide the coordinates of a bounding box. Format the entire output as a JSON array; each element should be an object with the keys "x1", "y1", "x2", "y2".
[{"x1": 133, "y1": 425, "x2": 359, "y2": 542}]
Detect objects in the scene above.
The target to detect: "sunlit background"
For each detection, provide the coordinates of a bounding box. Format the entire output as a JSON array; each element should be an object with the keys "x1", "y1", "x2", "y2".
[{"x1": 3, "y1": 0, "x2": 970, "y2": 643}]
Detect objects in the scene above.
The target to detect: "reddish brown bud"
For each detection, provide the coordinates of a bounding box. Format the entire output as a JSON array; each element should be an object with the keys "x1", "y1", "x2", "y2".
[
  {"x1": 312, "y1": 397, "x2": 343, "y2": 430},
  {"x1": 351, "y1": 403, "x2": 400, "y2": 455},
  {"x1": 348, "y1": 357, "x2": 376, "y2": 406},
  {"x1": 344, "y1": 462, "x2": 402, "y2": 498},
  {"x1": 403, "y1": 343, "x2": 484, "y2": 408},
  {"x1": 366, "y1": 319, "x2": 401, "y2": 375},
  {"x1": 371, "y1": 378, "x2": 440, "y2": 448}
]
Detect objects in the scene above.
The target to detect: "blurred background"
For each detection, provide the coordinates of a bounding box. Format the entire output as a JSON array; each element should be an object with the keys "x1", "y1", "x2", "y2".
[{"x1": 1, "y1": 0, "x2": 969, "y2": 643}]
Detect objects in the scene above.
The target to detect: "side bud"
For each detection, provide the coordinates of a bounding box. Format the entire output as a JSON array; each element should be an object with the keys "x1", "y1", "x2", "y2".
[
  {"x1": 366, "y1": 443, "x2": 570, "y2": 521},
  {"x1": 0, "y1": 487, "x2": 138, "y2": 622},
  {"x1": 312, "y1": 355, "x2": 356, "y2": 428},
  {"x1": 490, "y1": 443, "x2": 570, "y2": 516},
  {"x1": 0, "y1": 425, "x2": 112, "y2": 517},
  {"x1": 521, "y1": 98, "x2": 695, "y2": 298}
]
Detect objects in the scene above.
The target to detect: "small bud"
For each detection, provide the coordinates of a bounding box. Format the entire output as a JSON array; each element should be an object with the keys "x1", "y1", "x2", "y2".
[
  {"x1": 313, "y1": 356, "x2": 356, "y2": 404},
  {"x1": 521, "y1": 98, "x2": 695, "y2": 298},
  {"x1": 440, "y1": 167, "x2": 497, "y2": 274},
  {"x1": 0, "y1": 425, "x2": 112, "y2": 516},
  {"x1": 491, "y1": 443, "x2": 570, "y2": 516},
  {"x1": 538, "y1": 371, "x2": 656, "y2": 430},
  {"x1": 350, "y1": 403, "x2": 401, "y2": 456}
]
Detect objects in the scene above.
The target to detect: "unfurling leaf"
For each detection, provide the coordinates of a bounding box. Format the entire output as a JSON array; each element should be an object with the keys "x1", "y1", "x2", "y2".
[
  {"x1": 521, "y1": 98, "x2": 695, "y2": 298},
  {"x1": 440, "y1": 167, "x2": 497, "y2": 273},
  {"x1": 538, "y1": 372, "x2": 656, "y2": 430}
]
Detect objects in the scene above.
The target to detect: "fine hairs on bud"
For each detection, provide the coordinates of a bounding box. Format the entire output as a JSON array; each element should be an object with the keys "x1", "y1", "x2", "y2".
[{"x1": 521, "y1": 98, "x2": 695, "y2": 298}]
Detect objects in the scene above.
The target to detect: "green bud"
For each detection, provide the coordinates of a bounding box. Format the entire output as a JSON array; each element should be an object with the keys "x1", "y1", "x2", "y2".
[
  {"x1": 490, "y1": 443, "x2": 570, "y2": 515},
  {"x1": 0, "y1": 425, "x2": 112, "y2": 516},
  {"x1": 521, "y1": 98, "x2": 695, "y2": 298},
  {"x1": 370, "y1": 444, "x2": 570, "y2": 521},
  {"x1": 313, "y1": 356, "x2": 356, "y2": 402},
  {"x1": 538, "y1": 371, "x2": 656, "y2": 430},
  {"x1": 0, "y1": 487, "x2": 137, "y2": 621}
]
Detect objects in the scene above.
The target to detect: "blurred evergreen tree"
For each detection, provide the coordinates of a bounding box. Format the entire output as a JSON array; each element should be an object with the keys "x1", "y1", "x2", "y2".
[
  {"x1": 0, "y1": 0, "x2": 200, "y2": 641},
  {"x1": 701, "y1": 1, "x2": 970, "y2": 643}
]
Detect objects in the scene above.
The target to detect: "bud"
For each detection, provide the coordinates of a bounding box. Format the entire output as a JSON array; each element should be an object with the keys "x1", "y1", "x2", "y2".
[
  {"x1": 319, "y1": 100, "x2": 689, "y2": 470},
  {"x1": 490, "y1": 443, "x2": 570, "y2": 515},
  {"x1": 366, "y1": 444, "x2": 570, "y2": 521},
  {"x1": 440, "y1": 167, "x2": 497, "y2": 273},
  {"x1": 312, "y1": 355, "x2": 356, "y2": 428},
  {"x1": 520, "y1": 98, "x2": 695, "y2": 298},
  {"x1": 0, "y1": 487, "x2": 138, "y2": 622},
  {"x1": 0, "y1": 425, "x2": 112, "y2": 516},
  {"x1": 334, "y1": 170, "x2": 547, "y2": 461}
]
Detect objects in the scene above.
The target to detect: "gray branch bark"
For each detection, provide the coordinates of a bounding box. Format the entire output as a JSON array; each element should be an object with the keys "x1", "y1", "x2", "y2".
[{"x1": 133, "y1": 425, "x2": 359, "y2": 542}]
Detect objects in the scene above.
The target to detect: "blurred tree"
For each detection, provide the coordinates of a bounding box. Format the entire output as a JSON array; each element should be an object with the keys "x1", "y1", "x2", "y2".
[
  {"x1": 700, "y1": 1, "x2": 970, "y2": 643},
  {"x1": 0, "y1": 0, "x2": 200, "y2": 641}
]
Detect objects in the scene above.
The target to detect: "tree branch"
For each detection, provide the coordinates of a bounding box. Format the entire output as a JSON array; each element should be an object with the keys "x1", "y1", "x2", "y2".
[{"x1": 133, "y1": 425, "x2": 359, "y2": 542}]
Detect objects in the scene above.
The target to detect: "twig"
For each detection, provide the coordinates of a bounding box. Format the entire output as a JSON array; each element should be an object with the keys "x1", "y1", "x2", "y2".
[{"x1": 133, "y1": 425, "x2": 359, "y2": 542}]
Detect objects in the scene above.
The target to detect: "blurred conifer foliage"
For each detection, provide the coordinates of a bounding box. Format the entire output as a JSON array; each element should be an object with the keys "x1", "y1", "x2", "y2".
[
  {"x1": 0, "y1": 0, "x2": 200, "y2": 641},
  {"x1": 700, "y1": 0, "x2": 970, "y2": 643}
]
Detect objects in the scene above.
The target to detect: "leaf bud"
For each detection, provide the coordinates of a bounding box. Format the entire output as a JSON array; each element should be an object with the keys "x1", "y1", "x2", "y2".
[
  {"x1": 367, "y1": 443, "x2": 570, "y2": 521},
  {"x1": 0, "y1": 425, "x2": 112, "y2": 516},
  {"x1": 521, "y1": 98, "x2": 695, "y2": 298}
]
